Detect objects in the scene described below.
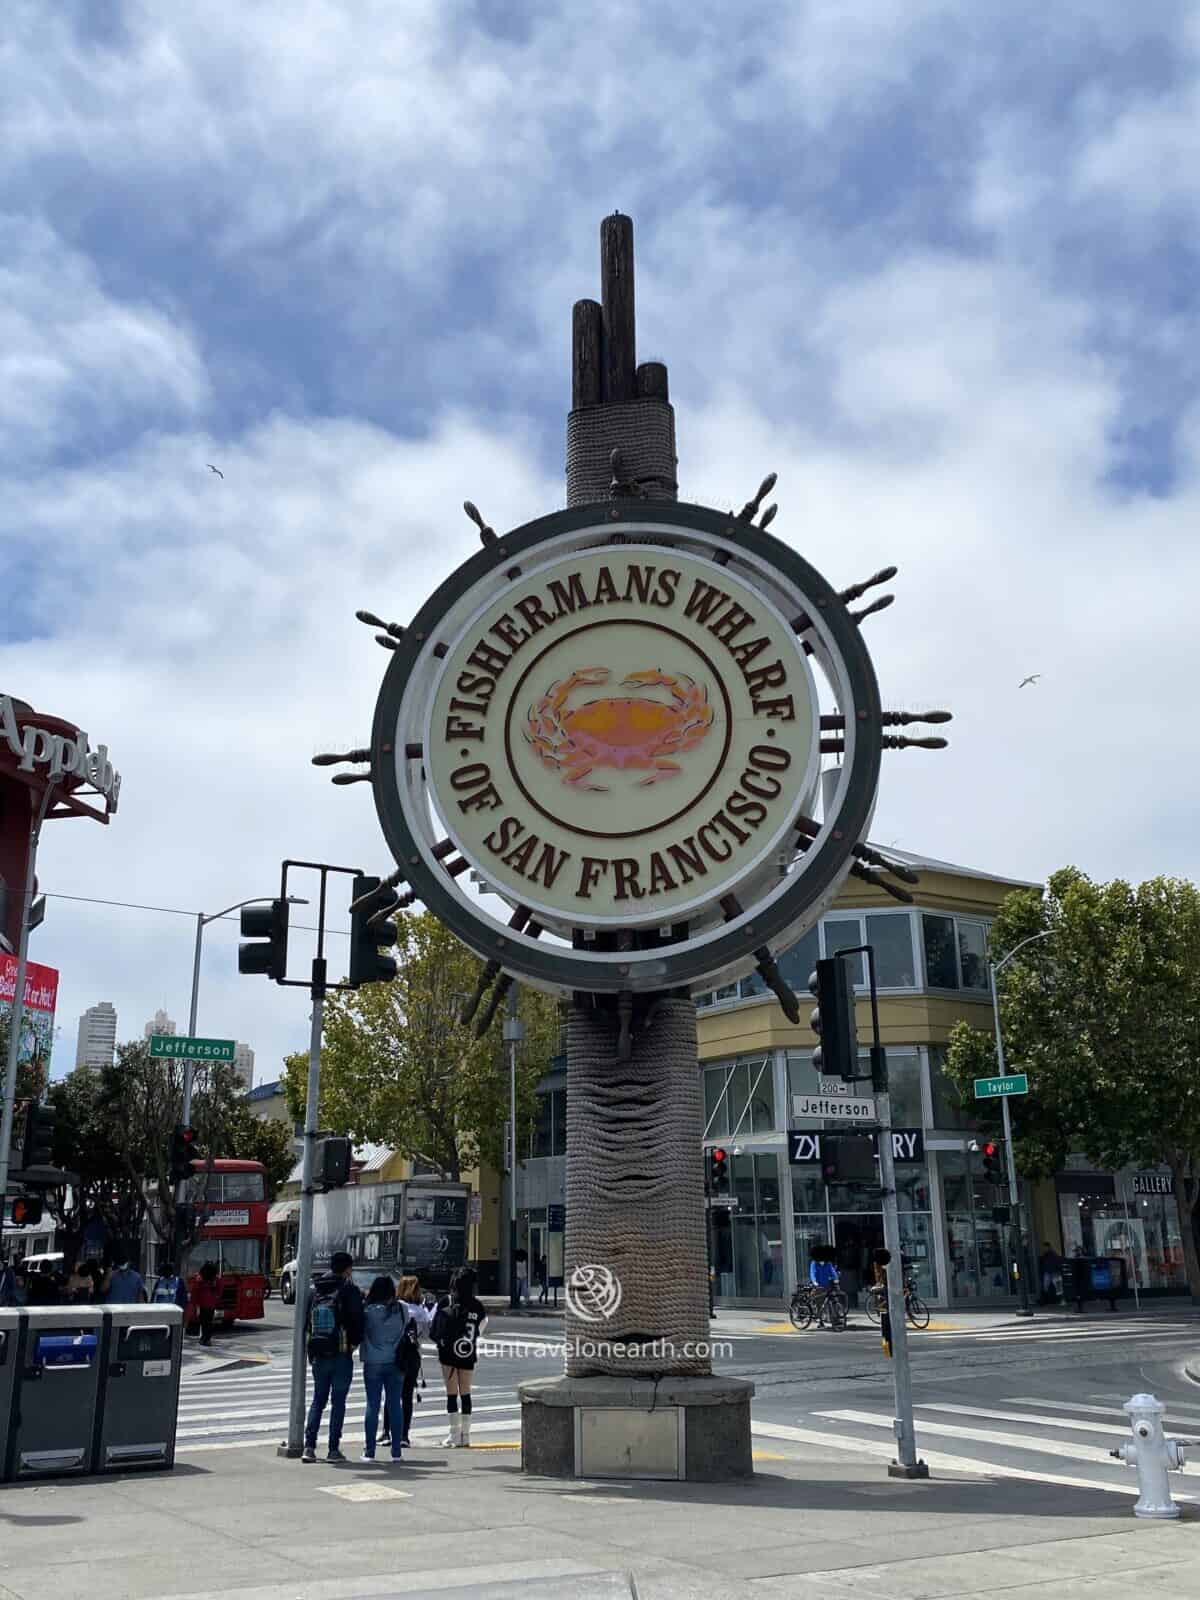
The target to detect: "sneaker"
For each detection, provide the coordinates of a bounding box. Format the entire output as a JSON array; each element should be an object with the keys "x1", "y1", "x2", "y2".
[
  {"x1": 301, "y1": 1447, "x2": 316, "y2": 1464},
  {"x1": 362, "y1": 1449, "x2": 375, "y2": 1461},
  {"x1": 326, "y1": 1448, "x2": 347, "y2": 1463},
  {"x1": 441, "y1": 1433, "x2": 457, "y2": 1448},
  {"x1": 399, "y1": 1436, "x2": 412, "y2": 1448}
]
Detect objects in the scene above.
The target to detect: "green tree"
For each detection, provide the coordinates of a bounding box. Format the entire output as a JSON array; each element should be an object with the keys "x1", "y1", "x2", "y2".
[
  {"x1": 222, "y1": 1099, "x2": 296, "y2": 1199},
  {"x1": 283, "y1": 912, "x2": 558, "y2": 1179},
  {"x1": 945, "y1": 869, "x2": 1200, "y2": 1299}
]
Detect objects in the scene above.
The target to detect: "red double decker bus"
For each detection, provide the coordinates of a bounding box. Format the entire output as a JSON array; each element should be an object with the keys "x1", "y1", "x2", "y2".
[{"x1": 180, "y1": 1158, "x2": 270, "y2": 1326}]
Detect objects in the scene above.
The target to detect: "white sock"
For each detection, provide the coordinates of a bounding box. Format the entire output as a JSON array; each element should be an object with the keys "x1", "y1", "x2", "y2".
[{"x1": 460, "y1": 1414, "x2": 472, "y2": 1446}]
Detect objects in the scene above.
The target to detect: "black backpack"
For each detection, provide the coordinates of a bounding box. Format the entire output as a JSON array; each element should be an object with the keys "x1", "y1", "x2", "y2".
[
  {"x1": 396, "y1": 1304, "x2": 423, "y2": 1374},
  {"x1": 307, "y1": 1285, "x2": 344, "y2": 1358}
]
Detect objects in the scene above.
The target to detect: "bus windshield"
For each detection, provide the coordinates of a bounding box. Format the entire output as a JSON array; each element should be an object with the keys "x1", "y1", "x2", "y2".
[{"x1": 186, "y1": 1238, "x2": 265, "y2": 1276}]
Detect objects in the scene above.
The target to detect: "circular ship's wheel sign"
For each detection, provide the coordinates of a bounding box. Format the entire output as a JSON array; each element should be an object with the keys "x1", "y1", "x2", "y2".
[{"x1": 371, "y1": 502, "x2": 882, "y2": 996}]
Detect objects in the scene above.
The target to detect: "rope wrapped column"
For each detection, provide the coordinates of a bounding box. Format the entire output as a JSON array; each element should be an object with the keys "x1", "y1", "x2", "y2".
[{"x1": 563, "y1": 999, "x2": 710, "y2": 1377}]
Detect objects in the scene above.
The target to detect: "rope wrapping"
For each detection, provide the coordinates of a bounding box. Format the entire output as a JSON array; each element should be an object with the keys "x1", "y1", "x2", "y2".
[
  {"x1": 563, "y1": 999, "x2": 711, "y2": 1377},
  {"x1": 566, "y1": 401, "x2": 677, "y2": 507}
]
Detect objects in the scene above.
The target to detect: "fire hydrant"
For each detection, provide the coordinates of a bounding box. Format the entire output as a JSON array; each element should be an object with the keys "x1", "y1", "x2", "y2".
[{"x1": 1109, "y1": 1394, "x2": 1186, "y2": 1519}]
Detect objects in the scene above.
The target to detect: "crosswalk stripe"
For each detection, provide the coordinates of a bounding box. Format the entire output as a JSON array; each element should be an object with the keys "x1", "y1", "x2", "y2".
[
  {"x1": 1012, "y1": 1396, "x2": 1200, "y2": 1423},
  {"x1": 915, "y1": 1403, "x2": 1128, "y2": 1438},
  {"x1": 818, "y1": 1408, "x2": 1119, "y2": 1466},
  {"x1": 748, "y1": 1421, "x2": 1174, "y2": 1498},
  {"x1": 175, "y1": 1397, "x2": 520, "y2": 1427}
]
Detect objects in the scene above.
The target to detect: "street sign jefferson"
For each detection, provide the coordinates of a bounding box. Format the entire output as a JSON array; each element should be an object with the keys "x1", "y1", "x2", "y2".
[
  {"x1": 974, "y1": 1073, "x2": 1028, "y2": 1099},
  {"x1": 150, "y1": 1034, "x2": 235, "y2": 1062}
]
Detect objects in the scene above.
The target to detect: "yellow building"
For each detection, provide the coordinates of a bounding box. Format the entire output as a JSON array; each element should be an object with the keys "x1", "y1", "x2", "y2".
[{"x1": 696, "y1": 848, "x2": 1039, "y2": 1309}]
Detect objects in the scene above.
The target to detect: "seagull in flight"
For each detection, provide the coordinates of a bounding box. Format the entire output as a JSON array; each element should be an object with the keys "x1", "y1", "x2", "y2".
[
  {"x1": 1019, "y1": 674, "x2": 1040, "y2": 688},
  {"x1": 206, "y1": 463, "x2": 224, "y2": 479}
]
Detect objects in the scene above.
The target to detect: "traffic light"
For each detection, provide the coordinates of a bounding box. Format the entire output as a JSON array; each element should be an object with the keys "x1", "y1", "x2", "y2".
[
  {"x1": 348, "y1": 875, "x2": 400, "y2": 987},
  {"x1": 708, "y1": 1146, "x2": 729, "y2": 1195},
  {"x1": 170, "y1": 1125, "x2": 198, "y2": 1182},
  {"x1": 315, "y1": 1136, "x2": 351, "y2": 1190},
  {"x1": 820, "y1": 1134, "x2": 876, "y2": 1185},
  {"x1": 22, "y1": 1102, "x2": 56, "y2": 1169},
  {"x1": 808, "y1": 957, "x2": 859, "y2": 1081},
  {"x1": 238, "y1": 898, "x2": 290, "y2": 981},
  {"x1": 9, "y1": 1195, "x2": 43, "y2": 1227},
  {"x1": 978, "y1": 1139, "x2": 1005, "y2": 1186}
]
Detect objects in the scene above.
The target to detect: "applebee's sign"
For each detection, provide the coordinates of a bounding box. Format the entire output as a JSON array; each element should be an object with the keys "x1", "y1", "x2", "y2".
[{"x1": 0, "y1": 694, "x2": 121, "y2": 811}]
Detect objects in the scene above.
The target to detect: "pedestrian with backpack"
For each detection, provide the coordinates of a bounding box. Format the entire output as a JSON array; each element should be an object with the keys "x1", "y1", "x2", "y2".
[
  {"x1": 359, "y1": 1276, "x2": 407, "y2": 1462},
  {"x1": 388, "y1": 1274, "x2": 432, "y2": 1447},
  {"x1": 302, "y1": 1251, "x2": 365, "y2": 1464},
  {"x1": 433, "y1": 1266, "x2": 487, "y2": 1448}
]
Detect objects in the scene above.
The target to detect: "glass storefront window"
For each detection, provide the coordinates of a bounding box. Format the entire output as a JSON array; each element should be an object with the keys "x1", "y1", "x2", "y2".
[
  {"x1": 1059, "y1": 1186, "x2": 1188, "y2": 1293},
  {"x1": 824, "y1": 918, "x2": 866, "y2": 987},
  {"x1": 887, "y1": 1049, "x2": 923, "y2": 1126},
  {"x1": 929, "y1": 1047, "x2": 972, "y2": 1129},
  {"x1": 894, "y1": 1161, "x2": 932, "y2": 1214},
  {"x1": 756, "y1": 1153, "x2": 780, "y2": 1214},
  {"x1": 787, "y1": 1050, "x2": 820, "y2": 1104},
  {"x1": 958, "y1": 922, "x2": 989, "y2": 991},
  {"x1": 791, "y1": 1167, "x2": 825, "y2": 1213},
  {"x1": 777, "y1": 928, "x2": 820, "y2": 996},
  {"x1": 898, "y1": 1213, "x2": 938, "y2": 1299},
  {"x1": 731, "y1": 1152, "x2": 756, "y2": 1213},
  {"x1": 923, "y1": 915, "x2": 958, "y2": 989},
  {"x1": 866, "y1": 913, "x2": 917, "y2": 987},
  {"x1": 703, "y1": 1066, "x2": 728, "y2": 1138},
  {"x1": 794, "y1": 1215, "x2": 831, "y2": 1287}
]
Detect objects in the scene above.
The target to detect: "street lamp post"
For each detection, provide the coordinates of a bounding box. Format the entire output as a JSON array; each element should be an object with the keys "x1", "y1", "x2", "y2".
[{"x1": 989, "y1": 929, "x2": 1055, "y2": 1319}]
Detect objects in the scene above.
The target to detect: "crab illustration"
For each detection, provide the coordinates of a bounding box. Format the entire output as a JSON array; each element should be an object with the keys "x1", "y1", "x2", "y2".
[{"x1": 523, "y1": 666, "x2": 714, "y2": 791}]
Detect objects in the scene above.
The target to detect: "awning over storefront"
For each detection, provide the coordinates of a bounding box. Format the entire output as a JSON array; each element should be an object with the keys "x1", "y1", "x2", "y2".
[{"x1": 267, "y1": 1200, "x2": 300, "y2": 1224}]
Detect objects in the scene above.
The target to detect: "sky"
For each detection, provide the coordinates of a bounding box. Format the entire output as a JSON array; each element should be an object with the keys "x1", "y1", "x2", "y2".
[{"x1": 3, "y1": 1, "x2": 1197, "y2": 1084}]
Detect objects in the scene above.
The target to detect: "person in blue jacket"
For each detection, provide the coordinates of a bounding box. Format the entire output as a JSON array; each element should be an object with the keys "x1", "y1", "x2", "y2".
[{"x1": 359, "y1": 1276, "x2": 408, "y2": 1462}]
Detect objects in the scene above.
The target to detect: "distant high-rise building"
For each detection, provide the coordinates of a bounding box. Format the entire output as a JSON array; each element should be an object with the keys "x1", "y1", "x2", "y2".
[
  {"x1": 232, "y1": 1042, "x2": 255, "y2": 1090},
  {"x1": 76, "y1": 1002, "x2": 118, "y2": 1070},
  {"x1": 143, "y1": 1008, "x2": 177, "y2": 1039}
]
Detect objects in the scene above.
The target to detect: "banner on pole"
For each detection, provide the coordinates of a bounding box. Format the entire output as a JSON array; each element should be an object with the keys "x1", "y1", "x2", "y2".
[{"x1": 0, "y1": 954, "x2": 59, "y2": 1093}]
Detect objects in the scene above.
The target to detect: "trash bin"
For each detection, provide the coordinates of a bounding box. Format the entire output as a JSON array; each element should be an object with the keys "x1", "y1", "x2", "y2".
[
  {"x1": 3, "y1": 1307, "x2": 105, "y2": 1480},
  {"x1": 0, "y1": 1311, "x2": 21, "y2": 1477},
  {"x1": 97, "y1": 1305, "x2": 184, "y2": 1472}
]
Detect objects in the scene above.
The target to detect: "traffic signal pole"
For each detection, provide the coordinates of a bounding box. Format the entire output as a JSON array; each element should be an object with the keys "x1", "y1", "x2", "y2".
[
  {"x1": 0, "y1": 782, "x2": 54, "y2": 1211},
  {"x1": 284, "y1": 955, "x2": 326, "y2": 1458},
  {"x1": 843, "y1": 943, "x2": 927, "y2": 1480}
]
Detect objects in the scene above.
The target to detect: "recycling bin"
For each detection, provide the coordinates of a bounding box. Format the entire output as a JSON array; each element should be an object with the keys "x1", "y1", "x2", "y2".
[
  {"x1": 4, "y1": 1307, "x2": 105, "y2": 1480},
  {"x1": 97, "y1": 1305, "x2": 183, "y2": 1472}
]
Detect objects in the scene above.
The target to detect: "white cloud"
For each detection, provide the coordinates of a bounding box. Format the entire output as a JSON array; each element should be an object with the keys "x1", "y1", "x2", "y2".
[{"x1": 0, "y1": 217, "x2": 209, "y2": 464}]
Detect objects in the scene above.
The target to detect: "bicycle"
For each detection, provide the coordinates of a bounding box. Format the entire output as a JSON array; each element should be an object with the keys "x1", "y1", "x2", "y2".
[
  {"x1": 864, "y1": 1274, "x2": 930, "y2": 1330},
  {"x1": 788, "y1": 1282, "x2": 848, "y2": 1331}
]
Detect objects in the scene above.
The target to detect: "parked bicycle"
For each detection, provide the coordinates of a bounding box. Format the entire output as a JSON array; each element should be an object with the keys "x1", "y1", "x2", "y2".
[
  {"x1": 864, "y1": 1272, "x2": 930, "y2": 1330},
  {"x1": 788, "y1": 1281, "x2": 848, "y2": 1331}
]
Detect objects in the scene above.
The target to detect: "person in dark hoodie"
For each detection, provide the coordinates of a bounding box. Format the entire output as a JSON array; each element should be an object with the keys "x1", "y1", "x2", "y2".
[{"x1": 302, "y1": 1251, "x2": 365, "y2": 1464}]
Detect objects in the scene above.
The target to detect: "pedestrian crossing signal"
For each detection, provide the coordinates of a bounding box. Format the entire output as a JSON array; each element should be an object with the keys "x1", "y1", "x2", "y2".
[{"x1": 9, "y1": 1195, "x2": 42, "y2": 1227}]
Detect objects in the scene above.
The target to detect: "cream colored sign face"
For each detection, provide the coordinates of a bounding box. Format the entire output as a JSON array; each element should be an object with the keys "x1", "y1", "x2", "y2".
[{"x1": 426, "y1": 544, "x2": 818, "y2": 923}]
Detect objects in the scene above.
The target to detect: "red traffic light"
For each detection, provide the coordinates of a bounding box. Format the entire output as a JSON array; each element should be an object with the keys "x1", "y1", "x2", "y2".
[
  {"x1": 10, "y1": 1196, "x2": 43, "y2": 1227},
  {"x1": 712, "y1": 1147, "x2": 727, "y2": 1164},
  {"x1": 980, "y1": 1141, "x2": 997, "y2": 1158},
  {"x1": 181, "y1": 1127, "x2": 196, "y2": 1145}
]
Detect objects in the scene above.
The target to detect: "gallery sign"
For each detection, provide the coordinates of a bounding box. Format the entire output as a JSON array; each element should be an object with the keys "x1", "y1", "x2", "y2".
[
  {"x1": 789, "y1": 1129, "x2": 925, "y2": 1165},
  {"x1": 1133, "y1": 1173, "x2": 1173, "y2": 1196}
]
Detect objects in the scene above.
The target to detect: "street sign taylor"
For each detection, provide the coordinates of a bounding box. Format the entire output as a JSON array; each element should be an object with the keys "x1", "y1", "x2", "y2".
[
  {"x1": 150, "y1": 1034, "x2": 235, "y2": 1062},
  {"x1": 974, "y1": 1073, "x2": 1029, "y2": 1099}
]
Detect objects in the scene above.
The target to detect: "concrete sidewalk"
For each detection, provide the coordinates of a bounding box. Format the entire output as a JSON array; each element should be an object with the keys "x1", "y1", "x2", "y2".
[{"x1": 1, "y1": 1434, "x2": 1196, "y2": 1600}]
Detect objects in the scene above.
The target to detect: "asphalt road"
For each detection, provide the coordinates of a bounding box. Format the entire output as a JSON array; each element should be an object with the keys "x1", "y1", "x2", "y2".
[{"x1": 176, "y1": 1301, "x2": 1200, "y2": 1499}]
